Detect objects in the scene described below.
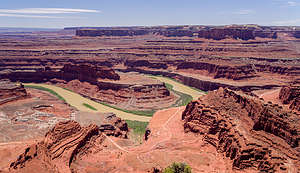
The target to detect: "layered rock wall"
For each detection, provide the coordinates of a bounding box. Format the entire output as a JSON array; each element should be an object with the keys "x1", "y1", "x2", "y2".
[
  {"x1": 176, "y1": 62, "x2": 256, "y2": 80},
  {"x1": 118, "y1": 68, "x2": 280, "y2": 92},
  {"x1": 0, "y1": 79, "x2": 27, "y2": 105},
  {"x1": 9, "y1": 119, "x2": 129, "y2": 173},
  {"x1": 0, "y1": 63, "x2": 120, "y2": 84},
  {"x1": 182, "y1": 88, "x2": 300, "y2": 172},
  {"x1": 279, "y1": 84, "x2": 300, "y2": 111}
]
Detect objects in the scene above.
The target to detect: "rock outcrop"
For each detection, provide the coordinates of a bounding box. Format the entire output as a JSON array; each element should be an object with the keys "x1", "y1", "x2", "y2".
[
  {"x1": 182, "y1": 88, "x2": 300, "y2": 172},
  {"x1": 10, "y1": 121, "x2": 104, "y2": 173},
  {"x1": 0, "y1": 63, "x2": 120, "y2": 84},
  {"x1": 176, "y1": 62, "x2": 256, "y2": 80},
  {"x1": 61, "y1": 64, "x2": 120, "y2": 81},
  {"x1": 0, "y1": 79, "x2": 27, "y2": 105},
  {"x1": 99, "y1": 113, "x2": 128, "y2": 138},
  {"x1": 9, "y1": 118, "x2": 130, "y2": 173},
  {"x1": 279, "y1": 83, "x2": 300, "y2": 111},
  {"x1": 125, "y1": 60, "x2": 168, "y2": 69}
]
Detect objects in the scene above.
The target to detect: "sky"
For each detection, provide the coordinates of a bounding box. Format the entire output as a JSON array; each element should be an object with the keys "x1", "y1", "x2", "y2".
[{"x1": 0, "y1": 0, "x2": 299, "y2": 28}]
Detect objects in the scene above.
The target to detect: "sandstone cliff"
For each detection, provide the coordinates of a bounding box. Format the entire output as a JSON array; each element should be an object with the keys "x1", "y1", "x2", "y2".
[
  {"x1": 0, "y1": 79, "x2": 27, "y2": 105},
  {"x1": 176, "y1": 62, "x2": 257, "y2": 80},
  {"x1": 61, "y1": 64, "x2": 120, "y2": 81},
  {"x1": 279, "y1": 83, "x2": 300, "y2": 111},
  {"x1": 0, "y1": 63, "x2": 120, "y2": 84},
  {"x1": 182, "y1": 88, "x2": 300, "y2": 172},
  {"x1": 9, "y1": 118, "x2": 129, "y2": 173}
]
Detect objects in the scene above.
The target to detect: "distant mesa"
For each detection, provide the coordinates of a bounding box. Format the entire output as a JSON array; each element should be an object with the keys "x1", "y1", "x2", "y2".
[{"x1": 72, "y1": 24, "x2": 300, "y2": 40}]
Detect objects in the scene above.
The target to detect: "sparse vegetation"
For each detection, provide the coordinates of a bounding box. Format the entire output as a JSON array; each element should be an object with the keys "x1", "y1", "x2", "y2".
[
  {"x1": 125, "y1": 120, "x2": 148, "y2": 144},
  {"x1": 148, "y1": 74, "x2": 207, "y2": 94},
  {"x1": 163, "y1": 162, "x2": 192, "y2": 173},
  {"x1": 126, "y1": 120, "x2": 148, "y2": 135},
  {"x1": 24, "y1": 85, "x2": 66, "y2": 102},
  {"x1": 82, "y1": 103, "x2": 98, "y2": 111},
  {"x1": 165, "y1": 82, "x2": 193, "y2": 106},
  {"x1": 100, "y1": 102, "x2": 155, "y2": 117}
]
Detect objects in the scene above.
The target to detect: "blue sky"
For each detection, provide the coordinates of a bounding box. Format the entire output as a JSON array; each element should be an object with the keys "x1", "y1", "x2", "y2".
[{"x1": 0, "y1": 0, "x2": 298, "y2": 28}]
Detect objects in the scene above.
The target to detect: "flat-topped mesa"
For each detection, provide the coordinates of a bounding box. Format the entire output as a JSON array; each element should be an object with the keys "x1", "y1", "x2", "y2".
[
  {"x1": 0, "y1": 79, "x2": 27, "y2": 105},
  {"x1": 279, "y1": 83, "x2": 300, "y2": 111},
  {"x1": 182, "y1": 88, "x2": 300, "y2": 172},
  {"x1": 75, "y1": 25, "x2": 280, "y2": 40}
]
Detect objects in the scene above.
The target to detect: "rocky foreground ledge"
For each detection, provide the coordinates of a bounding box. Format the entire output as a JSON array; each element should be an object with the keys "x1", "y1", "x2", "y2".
[
  {"x1": 182, "y1": 88, "x2": 300, "y2": 172},
  {"x1": 9, "y1": 114, "x2": 128, "y2": 173}
]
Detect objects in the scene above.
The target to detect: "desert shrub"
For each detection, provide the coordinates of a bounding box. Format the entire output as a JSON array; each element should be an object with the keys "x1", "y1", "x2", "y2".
[{"x1": 163, "y1": 162, "x2": 192, "y2": 173}]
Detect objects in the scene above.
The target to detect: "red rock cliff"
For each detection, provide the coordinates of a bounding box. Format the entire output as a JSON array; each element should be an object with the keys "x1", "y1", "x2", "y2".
[
  {"x1": 182, "y1": 88, "x2": 300, "y2": 172},
  {"x1": 279, "y1": 83, "x2": 300, "y2": 111},
  {"x1": 0, "y1": 79, "x2": 27, "y2": 105}
]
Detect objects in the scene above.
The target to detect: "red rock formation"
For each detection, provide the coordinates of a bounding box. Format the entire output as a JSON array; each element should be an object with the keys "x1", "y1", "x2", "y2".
[
  {"x1": 61, "y1": 63, "x2": 120, "y2": 81},
  {"x1": 9, "y1": 119, "x2": 130, "y2": 172},
  {"x1": 0, "y1": 79, "x2": 27, "y2": 105},
  {"x1": 176, "y1": 62, "x2": 256, "y2": 80},
  {"x1": 99, "y1": 113, "x2": 128, "y2": 138},
  {"x1": 0, "y1": 63, "x2": 120, "y2": 83},
  {"x1": 125, "y1": 60, "x2": 168, "y2": 69},
  {"x1": 182, "y1": 88, "x2": 300, "y2": 172},
  {"x1": 279, "y1": 83, "x2": 300, "y2": 111},
  {"x1": 10, "y1": 121, "x2": 104, "y2": 172}
]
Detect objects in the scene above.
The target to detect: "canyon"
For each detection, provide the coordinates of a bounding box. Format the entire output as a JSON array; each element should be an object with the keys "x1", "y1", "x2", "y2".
[
  {"x1": 0, "y1": 63, "x2": 178, "y2": 111},
  {"x1": 3, "y1": 87, "x2": 300, "y2": 172},
  {"x1": 0, "y1": 25, "x2": 300, "y2": 172}
]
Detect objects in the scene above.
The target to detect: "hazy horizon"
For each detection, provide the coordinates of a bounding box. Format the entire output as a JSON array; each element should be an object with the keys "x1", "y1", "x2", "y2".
[{"x1": 0, "y1": 0, "x2": 299, "y2": 28}]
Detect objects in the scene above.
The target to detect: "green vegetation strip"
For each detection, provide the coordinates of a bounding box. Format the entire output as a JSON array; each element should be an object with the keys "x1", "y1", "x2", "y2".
[
  {"x1": 149, "y1": 74, "x2": 207, "y2": 94},
  {"x1": 25, "y1": 85, "x2": 66, "y2": 102},
  {"x1": 125, "y1": 120, "x2": 149, "y2": 136},
  {"x1": 99, "y1": 102, "x2": 155, "y2": 117},
  {"x1": 165, "y1": 82, "x2": 193, "y2": 106},
  {"x1": 82, "y1": 103, "x2": 98, "y2": 111},
  {"x1": 26, "y1": 84, "x2": 154, "y2": 117}
]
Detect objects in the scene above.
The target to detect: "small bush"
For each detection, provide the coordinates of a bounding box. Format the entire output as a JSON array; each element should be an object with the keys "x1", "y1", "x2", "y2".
[
  {"x1": 125, "y1": 120, "x2": 148, "y2": 135},
  {"x1": 163, "y1": 162, "x2": 192, "y2": 173}
]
